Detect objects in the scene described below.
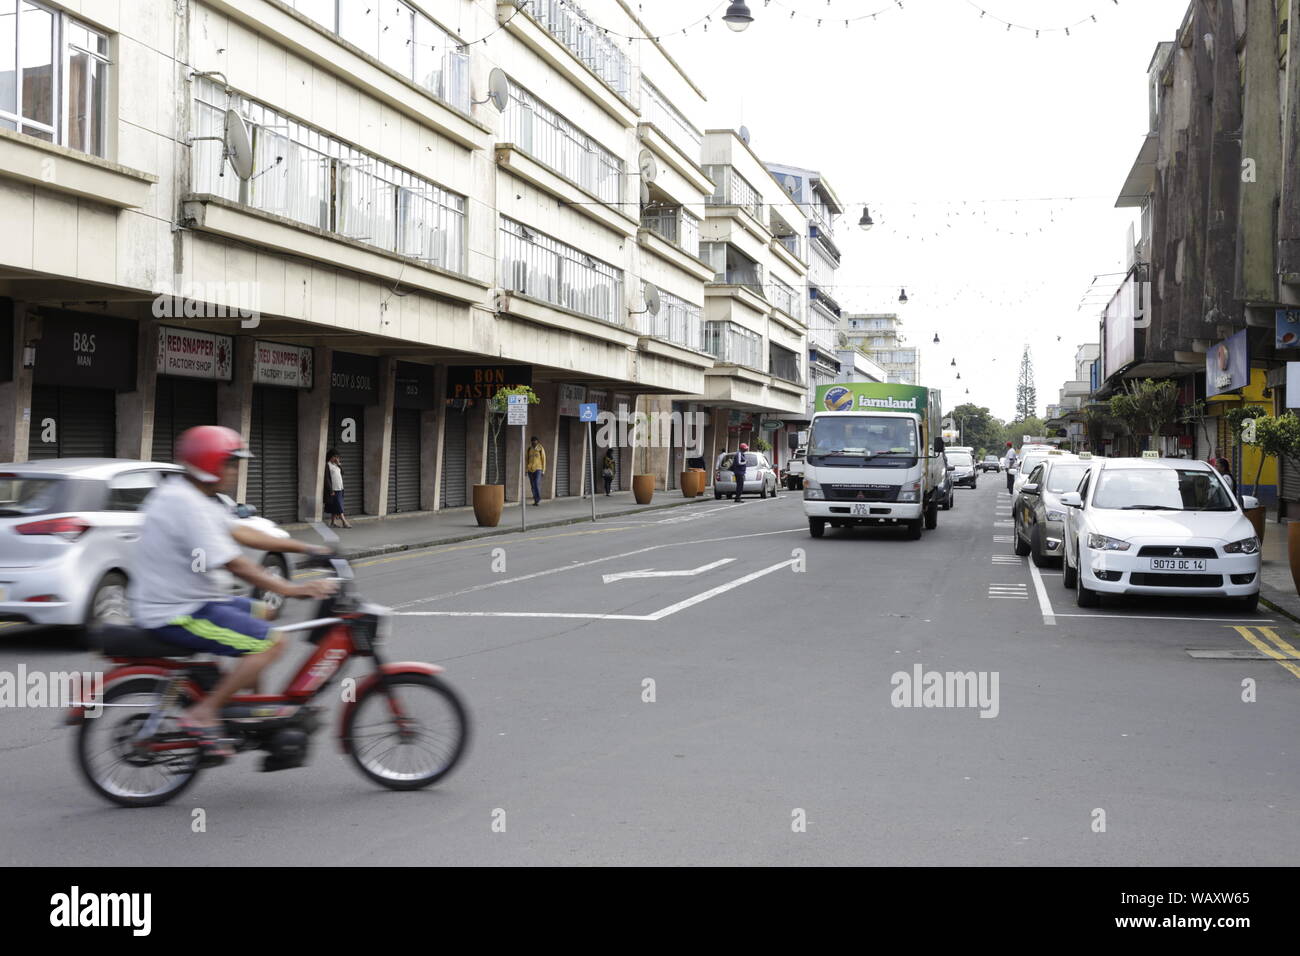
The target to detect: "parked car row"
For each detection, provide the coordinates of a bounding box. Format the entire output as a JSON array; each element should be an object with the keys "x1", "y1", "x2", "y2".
[
  {"x1": 1012, "y1": 451, "x2": 1261, "y2": 611},
  {"x1": 0, "y1": 459, "x2": 293, "y2": 633}
]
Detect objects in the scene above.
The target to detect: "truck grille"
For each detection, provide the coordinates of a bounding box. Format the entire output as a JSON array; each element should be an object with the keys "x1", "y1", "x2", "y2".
[{"x1": 825, "y1": 485, "x2": 898, "y2": 503}]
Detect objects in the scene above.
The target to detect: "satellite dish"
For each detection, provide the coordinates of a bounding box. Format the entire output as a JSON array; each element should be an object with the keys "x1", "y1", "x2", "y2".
[
  {"x1": 738, "y1": 125, "x2": 751, "y2": 145},
  {"x1": 638, "y1": 149, "x2": 658, "y2": 185},
  {"x1": 224, "y1": 109, "x2": 254, "y2": 181},
  {"x1": 640, "y1": 182, "x2": 650, "y2": 205},
  {"x1": 643, "y1": 283, "x2": 661, "y2": 317},
  {"x1": 487, "y1": 67, "x2": 510, "y2": 113}
]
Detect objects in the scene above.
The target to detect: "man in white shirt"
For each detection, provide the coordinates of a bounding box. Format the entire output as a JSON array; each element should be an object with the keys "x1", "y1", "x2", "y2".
[
  {"x1": 131, "y1": 426, "x2": 336, "y2": 754},
  {"x1": 1003, "y1": 443, "x2": 1019, "y2": 493}
]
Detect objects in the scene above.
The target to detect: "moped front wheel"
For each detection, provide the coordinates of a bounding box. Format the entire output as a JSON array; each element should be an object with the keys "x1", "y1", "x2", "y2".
[
  {"x1": 75, "y1": 677, "x2": 202, "y2": 808},
  {"x1": 345, "y1": 673, "x2": 469, "y2": 790}
]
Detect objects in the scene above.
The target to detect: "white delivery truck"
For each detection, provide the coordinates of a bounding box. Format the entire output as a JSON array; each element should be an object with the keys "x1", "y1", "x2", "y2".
[{"x1": 803, "y1": 383, "x2": 947, "y2": 540}]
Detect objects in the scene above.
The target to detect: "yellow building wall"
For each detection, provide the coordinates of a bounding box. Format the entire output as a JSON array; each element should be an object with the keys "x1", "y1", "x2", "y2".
[{"x1": 1208, "y1": 367, "x2": 1278, "y2": 490}]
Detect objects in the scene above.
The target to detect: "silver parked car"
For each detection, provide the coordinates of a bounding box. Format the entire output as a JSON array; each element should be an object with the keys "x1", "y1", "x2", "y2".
[
  {"x1": 0, "y1": 459, "x2": 292, "y2": 631},
  {"x1": 1013, "y1": 454, "x2": 1092, "y2": 567},
  {"x1": 713, "y1": 451, "x2": 779, "y2": 499}
]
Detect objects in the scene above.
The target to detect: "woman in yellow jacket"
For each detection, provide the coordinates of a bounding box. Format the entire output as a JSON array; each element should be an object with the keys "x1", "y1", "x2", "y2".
[{"x1": 526, "y1": 436, "x2": 546, "y2": 505}]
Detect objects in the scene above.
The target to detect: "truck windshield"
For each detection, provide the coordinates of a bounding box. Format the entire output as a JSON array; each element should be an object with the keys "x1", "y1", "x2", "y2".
[{"x1": 808, "y1": 416, "x2": 918, "y2": 457}]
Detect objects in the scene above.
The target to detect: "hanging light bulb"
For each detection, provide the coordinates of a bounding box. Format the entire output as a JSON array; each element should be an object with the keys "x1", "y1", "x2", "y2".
[
  {"x1": 723, "y1": 1, "x2": 754, "y2": 31},
  {"x1": 858, "y1": 206, "x2": 874, "y2": 231},
  {"x1": 932, "y1": 333, "x2": 940, "y2": 344},
  {"x1": 898, "y1": 287, "x2": 909, "y2": 305},
  {"x1": 950, "y1": 358, "x2": 956, "y2": 367},
  {"x1": 956, "y1": 372, "x2": 962, "y2": 379}
]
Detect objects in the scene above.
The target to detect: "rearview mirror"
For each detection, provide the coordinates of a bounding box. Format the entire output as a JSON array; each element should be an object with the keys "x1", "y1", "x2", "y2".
[
  {"x1": 1022, "y1": 483, "x2": 1040, "y2": 496},
  {"x1": 235, "y1": 503, "x2": 258, "y2": 519},
  {"x1": 1059, "y1": 491, "x2": 1082, "y2": 509},
  {"x1": 1241, "y1": 495, "x2": 1259, "y2": 511}
]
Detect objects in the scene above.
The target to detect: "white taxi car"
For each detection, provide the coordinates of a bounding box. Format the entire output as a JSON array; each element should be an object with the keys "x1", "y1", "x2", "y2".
[
  {"x1": 1014, "y1": 447, "x2": 1073, "y2": 498},
  {"x1": 1059, "y1": 454, "x2": 1261, "y2": 611}
]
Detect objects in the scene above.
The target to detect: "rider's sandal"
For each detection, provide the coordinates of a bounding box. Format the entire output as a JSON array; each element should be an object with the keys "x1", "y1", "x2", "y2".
[{"x1": 177, "y1": 718, "x2": 235, "y2": 761}]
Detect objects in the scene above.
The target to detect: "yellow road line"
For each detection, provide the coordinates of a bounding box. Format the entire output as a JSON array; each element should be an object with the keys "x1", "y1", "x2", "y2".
[
  {"x1": 1256, "y1": 625, "x2": 1300, "y2": 659},
  {"x1": 1229, "y1": 626, "x2": 1300, "y2": 680}
]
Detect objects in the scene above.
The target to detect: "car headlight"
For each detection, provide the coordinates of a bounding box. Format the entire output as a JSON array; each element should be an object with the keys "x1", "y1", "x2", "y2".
[
  {"x1": 897, "y1": 480, "x2": 921, "y2": 503},
  {"x1": 803, "y1": 479, "x2": 825, "y2": 501},
  {"x1": 1224, "y1": 536, "x2": 1259, "y2": 555},
  {"x1": 1087, "y1": 533, "x2": 1131, "y2": 552},
  {"x1": 1045, "y1": 510, "x2": 1066, "y2": 522}
]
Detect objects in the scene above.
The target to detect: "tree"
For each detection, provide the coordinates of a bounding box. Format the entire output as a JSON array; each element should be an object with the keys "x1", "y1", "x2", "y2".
[
  {"x1": 1108, "y1": 379, "x2": 1180, "y2": 450},
  {"x1": 1003, "y1": 416, "x2": 1047, "y2": 448},
  {"x1": 1015, "y1": 346, "x2": 1037, "y2": 421},
  {"x1": 487, "y1": 385, "x2": 539, "y2": 484},
  {"x1": 944, "y1": 403, "x2": 1005, "y2": 456},
  {"x1": 1247, "y1": 414, "x2": 1300, "y2": 496}
]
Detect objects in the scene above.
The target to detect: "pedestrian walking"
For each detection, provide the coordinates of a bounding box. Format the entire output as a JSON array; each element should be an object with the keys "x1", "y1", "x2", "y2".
[
  {"x1": 324, "y1": 448, "x2": 352, "y2": 528},
  {"x1": 601, "y1": 451, "x2": 616, "y2": 496},
  {"x1": 526, "y1": 435, "x2": 546, "y2": 506},
  {"x1": 1003, "y1": 442, "x2": 1018, "y2": 494},
  {"x1": 730, "y1": 443, "x2": 749, "y2": 502}
]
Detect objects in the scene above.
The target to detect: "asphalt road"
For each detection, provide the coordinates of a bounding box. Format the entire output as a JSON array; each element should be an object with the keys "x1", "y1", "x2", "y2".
[{"x1": 1, "y1": 481, "x2": 1297, "y2": 865}]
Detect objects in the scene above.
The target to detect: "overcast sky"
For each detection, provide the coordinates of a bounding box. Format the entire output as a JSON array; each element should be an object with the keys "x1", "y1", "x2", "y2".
[{"x1": 642, "y1": 0, "x2": 1192, "y2": 420}]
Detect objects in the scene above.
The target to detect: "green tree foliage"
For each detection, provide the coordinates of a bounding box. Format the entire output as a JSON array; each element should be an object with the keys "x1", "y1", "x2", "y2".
[
  {"x1": 945, "y1": 403, "x2": 1005, "y2": 456},
  {"x1": 1003, "y1": 416, "x2": 1047, "y2": 448},
  {"x1": 487, "y1": 385, "x2": 540, "y2": 484},
  {"x1": 1015, "y1": 346, "x2": 1037, "y2": 421},
  {"x1": 1247, "y1": 414, "x2": 1300, "y2": 495},
  {"x1": 1107, "y1": 379, "x2": 1180, "y2": 444}
]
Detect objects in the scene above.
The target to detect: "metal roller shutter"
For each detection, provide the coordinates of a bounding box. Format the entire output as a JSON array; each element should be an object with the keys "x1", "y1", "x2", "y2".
[
  {"x1": 151, "y1": 378, "x2": 217, "y2": 464},
  {"x1": 387, "y1": 407, "x2": 422, "y2": 513},
  {"x1": 555, "y1": 418, "x2": 571, "y2": 496},
  {"x1": 440, "y1": 407, "x2": 468, "y2": 508},
  {"x1": 248, "y1": 386, "x2": 298, "y2": 524},
  {"x1": 330, "y1": 404, "x2": 365, "y2": 513},
  {"x1": 27, "y1": 385, "x2": 115, "y2": 459}
]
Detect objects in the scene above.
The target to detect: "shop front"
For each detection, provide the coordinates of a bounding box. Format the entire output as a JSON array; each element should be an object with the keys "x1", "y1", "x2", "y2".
[
  {"x1": 152, "y1": 326, "x2": 232, "y2": 463},
  {"x1": 27, "y1": 309, "x2": 136, "y2": 460},
  {"x1": 247, "y1": 340, "x2": 312, "y2": 523},
  {"x1": 329, "y1": 351, "x2": 379, "y2": 514},
  {"x1": 390, "y1": 361, "x2": 435, "y2": 513}
]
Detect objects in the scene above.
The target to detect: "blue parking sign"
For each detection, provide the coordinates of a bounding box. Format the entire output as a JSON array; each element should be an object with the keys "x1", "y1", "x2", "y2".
[{"x1": 579, "y1": 403, "x2": 598, "y2": 422}]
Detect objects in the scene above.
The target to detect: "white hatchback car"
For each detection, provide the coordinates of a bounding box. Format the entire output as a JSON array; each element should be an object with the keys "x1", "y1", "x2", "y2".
[{"x1": 1059, "y1": 456, "x2": 1261, "y2": 611}]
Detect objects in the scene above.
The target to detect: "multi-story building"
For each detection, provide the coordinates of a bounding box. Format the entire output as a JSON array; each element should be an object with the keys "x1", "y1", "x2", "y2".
[
  {"x1": 764, "y1": 163, "x2": 844, "y2": 420},
  {"x1": 0, "y1": 0, "x2": 822, "y2": 515},
  {"x1": 842, "y1": 314, "x2": 920, "y2": 385}
]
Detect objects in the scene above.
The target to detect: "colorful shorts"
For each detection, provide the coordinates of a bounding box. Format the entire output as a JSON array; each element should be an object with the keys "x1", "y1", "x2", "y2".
[{"x1": 152, "y1": 597, "x2": 276, "y2": 658}]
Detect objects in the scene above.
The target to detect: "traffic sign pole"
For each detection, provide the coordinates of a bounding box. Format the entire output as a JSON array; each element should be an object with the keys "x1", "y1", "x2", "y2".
[
  {"x1": 520, "y1": 423, "x2": 526, "y2": 531},
  {"x1": 579, "y1": 402, "x2": 599, "y2": 522}
]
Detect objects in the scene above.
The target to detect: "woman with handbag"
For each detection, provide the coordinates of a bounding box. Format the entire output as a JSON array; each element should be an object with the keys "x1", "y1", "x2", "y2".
[{"x1": 601, "y1": 452, "x2": 616, "y2": 496}]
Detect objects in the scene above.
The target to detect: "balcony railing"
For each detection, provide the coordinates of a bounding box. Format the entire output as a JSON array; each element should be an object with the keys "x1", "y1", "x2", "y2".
[
  {"x1": 503, "y1": 81, "x2": 623, "y2": 205},
  {"x1": 701, "y1": 242, "x2": 765, "y2": 298},
  {"x1": 808, "y1": 319, "x2": 839, "y2": 353},
  {"x1": 529, "y1": 0, "x2": 634, "y2": 98},
  {"x1": 769, "y1": 345, "x2": 803, "y2": 385},
  {"x1": 499, "y1": 217, "x2": 623, "y2": 324},
  {"x1": 192, "y1": 78, "x2": 466, "y2": 273},
  {"x1": 638, "y1": 284, "x2": 702, "y2": 351},
  {"x1": 641, "y1": 205, "x2": 701, "y2": 258},
  {"x1": 775, "y1": 232, "x2": 805, "y2": 261},
  {"x1": 288, "y1": 0, "x2": 470, "y2": 112},
  {"x1": 702, "y1": 321, "x2": 762, "y2": 370},
  {"x1": 703, "y1": 165, "x2": 763, "y2": 222},
  {"x1": 770, "y1": 276, "x2": 801, "y2": 321},
  {"x1": 641, "y1": 80, "x2": 702, "y2": 150}
]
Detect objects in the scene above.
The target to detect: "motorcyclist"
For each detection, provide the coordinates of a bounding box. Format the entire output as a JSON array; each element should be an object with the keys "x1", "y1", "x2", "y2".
[{"x1": 129, "y1": 425, "x2": 337, "y2": 755}]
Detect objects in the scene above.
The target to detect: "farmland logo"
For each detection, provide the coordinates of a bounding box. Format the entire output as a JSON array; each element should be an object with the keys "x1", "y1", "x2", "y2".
[
  {"x1": 822, "y1": 386, "x2": 854, "y2": 411},
  {"x1": 858, "y1": 396, "x2": 918, "y2": 410}
]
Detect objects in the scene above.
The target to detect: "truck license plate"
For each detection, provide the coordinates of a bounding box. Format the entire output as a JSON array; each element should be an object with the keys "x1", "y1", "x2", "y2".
[
  {"x1": 851, "y1": 503, "x2": 870, "y2": 516},
  {"x1": 1149, "y1": 558, "x2": 1206, "y2": 571}
]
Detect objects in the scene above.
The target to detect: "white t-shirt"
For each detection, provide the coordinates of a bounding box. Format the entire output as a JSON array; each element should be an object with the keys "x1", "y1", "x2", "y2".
[
  {"x1": 328, "y1": 462, "x2": 344, "y2": 492},
  {"x1": 129, "y1": 476, "x2": 243, "y2": 628}
]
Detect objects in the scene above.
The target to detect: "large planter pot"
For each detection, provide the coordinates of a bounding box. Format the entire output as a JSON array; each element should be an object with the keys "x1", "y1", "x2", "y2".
[
  {"x1": 1245, "y1": 505, "x2": 1266, "y2": 546},
  {"x1": 1289, "y1": 522, "x2": 1300, "y2": 594},
  {"x1": 690, "y1": 468, "x2": 707, "y2": 496},
  {"x1": 472, "y1": 484, "x2": 504, "y2": 527},
  {"x1": 681, "y1": 470, "x2": 704, "y2": 498},
  {"x1": 632, "y1": 474, "x2": 655, "y2": 504}
]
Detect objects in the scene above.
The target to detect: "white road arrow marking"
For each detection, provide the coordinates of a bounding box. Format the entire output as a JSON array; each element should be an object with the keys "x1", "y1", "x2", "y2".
[{"x1": 602, "y1": 558, "x2": 735, "y2": 584}]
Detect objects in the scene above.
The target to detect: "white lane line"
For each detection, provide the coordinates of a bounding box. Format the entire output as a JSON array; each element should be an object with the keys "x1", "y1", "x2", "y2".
[
  {"x1": 994, "y1": 521, "x2": 1013, "y2": 527},
  {"x1": 391, "y1": 527, "x2": 804, "y2": 609},
  {"x1": 992, "y1": 555, "x2": 1021, "y2": 564},
  {"x1": 1053, "y1": 613, "x2": 1276, "y2": 623},
  {"x1": 1028, "y1": 560, "x2": 1057, "y2": 626},
  {"x1": 396, "y1": 558, "x2": 797, "y2": 622},
  {"x1": 602, "y1": 558, "x2": 735, "y2": 583},
  {"x1": 993, "y1": 535, "x2": 1013, "y2": 543}
]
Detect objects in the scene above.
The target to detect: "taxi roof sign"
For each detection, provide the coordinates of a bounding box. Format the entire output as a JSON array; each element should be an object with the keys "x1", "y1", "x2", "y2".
[
  {"x1": 1048, "y1": 449, "x2": 1065, "y2": 455},
  {"x1": 1141, "y1": 450, "x2": 1159, "y2": 459},
  {"x1": 1078, "y1": 452, "x2": 1093, "y2": 459}
]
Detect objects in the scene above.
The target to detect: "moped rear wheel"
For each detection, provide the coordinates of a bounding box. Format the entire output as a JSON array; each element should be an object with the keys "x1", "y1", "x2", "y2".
[
  {"x1": 345, "y1": 673, "x2": 469, "y2": 790},
  {"x1": 76, "y1": 677, "x2": 202, "y2": 808}
]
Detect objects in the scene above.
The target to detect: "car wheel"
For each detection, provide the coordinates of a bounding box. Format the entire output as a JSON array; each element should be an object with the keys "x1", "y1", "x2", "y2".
[
  {"x1": 808, "y1": 518, "x2": 825, "y2": 538},
  {"x1": 85, "y1": 571, "x2": 130, "y2": 631},
  {"x1": 255, "y1": 554, "x2": 290, "y2": 613},
  {"x1": 947, "y1": 489, "x2": 955, "y2": 510},
  {"x1": 715, "y1": 490, "x2": 722, "y2": 500},
  {"x1": 1013, "y1": 520, "x2": 1031, "y2": 557},
  {"x1": 906, "y1": 518, "x2": 924, "y2": 540},
  {"x1": 1062, "y1": 549, "x2": 1078, "y2": 588},
  {"x1": 924, "y1": 500, "x2": 938, "y2": 530},
  {"x1": 1076, "y1": 562, "x2": 1100, "y2": 608},
  {"x1": 1030, "y1": 527, "x2": 1052, "y2": 568}
]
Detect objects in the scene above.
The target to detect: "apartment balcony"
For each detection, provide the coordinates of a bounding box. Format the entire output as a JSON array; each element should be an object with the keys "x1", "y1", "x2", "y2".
[
  {"x1": 1062, "y1": 380, "x2": 1092, "y2": 399},
  {"x1": 703, "y1": 164, "x2": 764, "y2": 223},
  {"x1": 529, "y1": 0, "x2": 634, "y2": 99},
  {"x1": 640, "y1": 205, "x2": 701, "y2": 259},
  {"x1": 809, "y1": 224, "x2": 841, "y2": 264}
]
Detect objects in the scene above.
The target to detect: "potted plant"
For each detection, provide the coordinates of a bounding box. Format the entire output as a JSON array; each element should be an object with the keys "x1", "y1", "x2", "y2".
[
  {"x1": 473, "y1": 385, "x2": 539, "y2": 527},
  {"x1": 631, "y1": 411, "x2": 655, "y2": 504},
  {"x1": 1247, "y1": 413, "x2": 1300, "y2": 552}
]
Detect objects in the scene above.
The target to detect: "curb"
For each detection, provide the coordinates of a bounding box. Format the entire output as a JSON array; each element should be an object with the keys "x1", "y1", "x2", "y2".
[
  {"x1": 289, "y1": 494, "x2": 713, "y2": 560},
  {"x1": 1260, "y1": 594, "x2": 1300, "y2": 625}
]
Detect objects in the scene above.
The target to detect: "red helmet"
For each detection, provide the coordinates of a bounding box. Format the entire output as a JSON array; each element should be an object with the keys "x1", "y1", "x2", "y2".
[
  {"x1": 739, "y1": 443, "x2": 749, "y2": 451},
  {"x1": 176, "y1": 425, "x2": 250, "y2": 482}
]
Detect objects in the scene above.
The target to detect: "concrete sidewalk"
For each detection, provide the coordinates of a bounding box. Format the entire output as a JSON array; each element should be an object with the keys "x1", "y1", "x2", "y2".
[
  {"x1": 1257, "y1": 508, "x2": 1300, "y2": 621},
  {"x1": 282, "y1": 488, "x2": 716, "y2": 558}
]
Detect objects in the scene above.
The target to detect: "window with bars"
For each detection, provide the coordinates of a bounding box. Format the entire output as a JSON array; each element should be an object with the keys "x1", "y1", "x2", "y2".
[
  {"x1": 702, "y1": 321, "x2": 762, "y2": 370},
  {"x1": 501, "y1": 79, "x2": 623, "y2": 206},
  {"x1": 499, "y1": 217, "x2": 623, "y2": 325},
  {"x1": 530, "y1": 0, "x2": 634, "y2": 98},
  {"x1": 770, "y1": 276, "x2": 801, "y2": 321},
  {"x1": 640, "y1": 80, "x2": 701, "y2": 150},
  {"x1": 0, "y1": 1, "x2": 109, "y2": 157},
  {"x1": 769, "y1": 343, "x2": 802, "y2": 384},
  {"x1": 637, "y1": 283, "x2": 701, "y2": 351},
  {"x1": 700, "y1": 242, "x2": 764, "y2": 296},
  {"x1": 640, "y1": 204, "x2": 701, "y2": 258},
  {"x1": 191, "y1": 77, "x2": 466, "y2": 274},
  {"x1": 288, "y1": 0, "x2": 470, "y2": 112},
  {"x1": 702, "y1": 165, "x2": 763, "y2": 221}
]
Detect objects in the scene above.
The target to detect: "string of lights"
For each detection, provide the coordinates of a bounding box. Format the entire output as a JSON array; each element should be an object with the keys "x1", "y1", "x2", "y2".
[
  {"x1": 762, "y1": 0, "x2": 903, "y2": 28},
  {"x1": 962, "y1": 0, "x2": 1122, "y2": 37}
]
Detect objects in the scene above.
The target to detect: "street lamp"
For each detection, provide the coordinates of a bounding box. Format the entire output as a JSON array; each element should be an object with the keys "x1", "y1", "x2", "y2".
[
  {"x1": 723, "y1": 1, "x2": 753, "y2": 31},
  {"x1": 950, "y1": 358, "x2": 956, "y2": 367},
  {"x1": 858, "y1": 206, "x2": 874, "y2": 231},
  {"x1": 898, "y1": 287, "x2": 909, "y2": 305},
  {"x1": 932, "y1": 332, "x2": 940, "y2": 344}
]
